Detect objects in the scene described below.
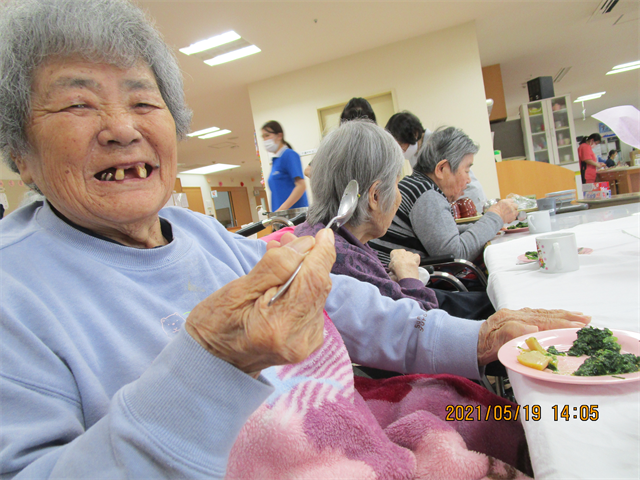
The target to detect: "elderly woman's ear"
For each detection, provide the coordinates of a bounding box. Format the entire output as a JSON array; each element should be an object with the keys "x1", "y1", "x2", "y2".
[
  {"x1": 367, "y1": 180, "x2": 383, "y2": 213},
  {"x1": 11, "y1": 155, "x2": 34, "y2": 185},
  {"x1": 433, "y1": 159, "x2": 449, "y2": 180}
]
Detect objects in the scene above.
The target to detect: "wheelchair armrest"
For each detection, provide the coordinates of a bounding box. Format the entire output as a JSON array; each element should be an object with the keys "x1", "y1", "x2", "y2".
[
  {"x1": 428, "y1": 272, "x2": 468, "y2": 292},
  {"x1": 235, "y1": 219, "x2": 268, "y2": 237},
  {"x1": 289, "y1": 212, "x2": 307, "y2": 226},
  {"x1": 452, "y1": 258, "x2": 488, "y2": 286},
  {"x1": 420, "y1": 256, "x2": 488, "y2": 288},
  {"x1": 418, "y1": 254, "x2": 455, "y2": 266}
]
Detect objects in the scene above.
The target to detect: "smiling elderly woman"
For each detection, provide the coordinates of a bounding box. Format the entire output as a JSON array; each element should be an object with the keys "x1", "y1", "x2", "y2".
[
  {"x1": 371, "y1": 126, "x2": 519, "y2": 264},
  {"x1": 0, "y1": 0, "x2": 590, "y2": 478}
]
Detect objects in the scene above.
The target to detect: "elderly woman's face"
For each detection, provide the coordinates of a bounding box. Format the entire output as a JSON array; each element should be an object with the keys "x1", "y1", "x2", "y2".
[
  {"x1": 438, "y1": 154, "x2": 474, "y2": 202},
  {"x1": 15, "y1": 58, "x2": 177, "y2": 229}
]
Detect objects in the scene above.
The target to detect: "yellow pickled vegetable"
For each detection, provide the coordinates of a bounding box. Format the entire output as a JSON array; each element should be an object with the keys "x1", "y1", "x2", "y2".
[
  {"x1": 517, "y1": 351, "x2": 550, "y2": 370},
  {"x1": 525, "y1": 337, "x2": 547, "y2": 355}
]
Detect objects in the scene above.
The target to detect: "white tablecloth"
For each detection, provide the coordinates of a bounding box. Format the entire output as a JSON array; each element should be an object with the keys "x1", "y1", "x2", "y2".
[{"x1": 484, "y1": 213, "x2": 640, "y2": 479}]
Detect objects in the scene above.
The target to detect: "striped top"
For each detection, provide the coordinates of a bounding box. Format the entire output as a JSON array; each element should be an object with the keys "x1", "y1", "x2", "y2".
[
  {"x1": 370, "y1": 171, "x2": 443, "y2": 265},
  {"x1": 369, "y1": 170, "x2": 503, "y2": 264}
]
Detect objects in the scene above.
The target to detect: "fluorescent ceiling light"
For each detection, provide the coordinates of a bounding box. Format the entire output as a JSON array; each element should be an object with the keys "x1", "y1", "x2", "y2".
[
  {"x1": 606, "y1": 65, "x2": 640, "y2": 75},
  {"x1": 204, "y1": 45, "x2": 261, "y2": 66},
  {"x1": 181, "y1": 164, "x2": 240, "y2": 175},
  {"x1": 179, "y1": 31, "x2": 241, "y2": 55},
  {"x1": 574, "y1": 92, "x2": 606, "y2": 102},
  {"x1": 612, "y1": 60, "x2": 640, "y2": 70},
  {"x1": 197, "y1": 129, "x2": 232, "y2": 139},
  {"x1": 187, "y1": 126, "x2": 220, "y2": 137}
]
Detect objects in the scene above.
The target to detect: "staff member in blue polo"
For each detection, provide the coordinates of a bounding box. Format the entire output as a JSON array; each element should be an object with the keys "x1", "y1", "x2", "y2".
[{"x1": 262, "y1": 120, "x2": 309, "y2": 212}]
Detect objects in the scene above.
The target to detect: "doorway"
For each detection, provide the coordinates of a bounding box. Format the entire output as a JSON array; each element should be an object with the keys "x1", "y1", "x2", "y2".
[
  {"x1": 181, "y1": 186, "x2": 206, "y2": 215},
  {"x1": 211, "y1": 186, "x2": 253, "y2": 230}
]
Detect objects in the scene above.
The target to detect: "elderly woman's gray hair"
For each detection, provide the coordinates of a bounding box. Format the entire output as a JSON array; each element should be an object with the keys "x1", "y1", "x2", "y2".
[
  {"x1": 307, "y1": 120, "x2": 404, "y2": 228},
  {"x1": 0, "y1": 0, "x2": 192, "y2": 173},
  {"x1": 414, "y1": 126, "x2": 479, "y2": 174}
]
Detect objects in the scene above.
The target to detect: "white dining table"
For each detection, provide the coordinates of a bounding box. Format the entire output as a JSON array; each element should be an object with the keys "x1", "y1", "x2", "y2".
[{"x1": 484, "y1": 203, "x2": 640, "y2": 480}]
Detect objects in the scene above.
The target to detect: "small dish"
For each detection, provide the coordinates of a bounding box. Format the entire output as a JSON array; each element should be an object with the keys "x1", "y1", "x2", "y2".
[
  {"x1": 516, "y1": 247, "x2": 593, "y2": 264},
  {"x1": 455, "y1": 214, "x2": 482, "y2": 224},
  {"x1": 501, "y1": 227, "x2": 529, "y2": 234}
]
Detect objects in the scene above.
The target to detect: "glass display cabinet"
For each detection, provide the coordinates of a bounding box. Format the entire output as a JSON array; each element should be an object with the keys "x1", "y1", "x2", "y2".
[{"x1": 520, "y1": 94, "x2": 579, "y2": 167}]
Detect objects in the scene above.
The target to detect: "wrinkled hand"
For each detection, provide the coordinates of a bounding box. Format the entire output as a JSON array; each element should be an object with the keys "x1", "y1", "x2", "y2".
[
  {"x1": 487, "y1": 198, "x2": 518, "y2": 224},
  {"x1": 388, "y1": 249, "x2": 421, "y2": 281},
  {"x1": 477, "y1": 308, "x2": 591, "y2": 366},
  {"x1": 185, "y1": 229, "x2": 336, "y2": 378},
  {"x1": 266, "y1": 231, "x2": 298, "y2": 251}
]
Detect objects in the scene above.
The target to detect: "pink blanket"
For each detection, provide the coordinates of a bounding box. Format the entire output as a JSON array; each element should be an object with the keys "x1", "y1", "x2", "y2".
[{"x1": 226, "y1": 312, "x2": 532, "y2": 479}]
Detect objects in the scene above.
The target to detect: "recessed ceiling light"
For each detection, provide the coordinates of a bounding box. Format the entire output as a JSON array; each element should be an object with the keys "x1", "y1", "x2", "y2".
[
  {"x1": 204, "y1": 45, "x2": 261, "y2": 66},
  {"x1": 574, "y1": 92, "x2": 606, "y2": 102},
  {"x1": 198, "y1": 129, "x2": 232, "y2": 139},
  {"x1": 181, "y1": 164, "x2": 240, "y2": 175},
  {"x1": 606, "y1": 61, "x2": 640, "y2": 75},
  {"x1": 187, "y1": 126, "x2": 220, "y2": 137},
  {"x1": 179, "y1": 31, "x2": 241, "y2": 55}
]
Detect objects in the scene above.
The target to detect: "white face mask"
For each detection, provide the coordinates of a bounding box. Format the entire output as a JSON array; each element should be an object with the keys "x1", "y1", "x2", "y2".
[
  {"x1": 264, "y1": 138, "x2": 279, "y2": 153},
  {"x1": 403, "y1": 142, "x2": 418, "y2": 167}
]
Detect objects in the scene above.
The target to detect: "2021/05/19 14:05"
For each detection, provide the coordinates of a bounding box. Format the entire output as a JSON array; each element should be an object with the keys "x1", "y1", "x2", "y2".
[{"x1": 444, "y1": 404, "x2": 599, "y2": 422}]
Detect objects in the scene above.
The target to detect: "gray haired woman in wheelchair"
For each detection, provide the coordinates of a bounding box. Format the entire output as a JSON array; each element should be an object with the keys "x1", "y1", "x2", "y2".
[
  {"x1": 295, "y1": 120, "x2": 494, "y2": 320},
  {"x1": 370, "y1": 126, "x2": 518, "y2": 264}
]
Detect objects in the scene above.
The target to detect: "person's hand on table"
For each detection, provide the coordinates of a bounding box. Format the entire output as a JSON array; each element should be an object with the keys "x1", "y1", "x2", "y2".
[
  {"x1": 477, "y1": 308, "x2": 591, "y2": 366},
  {"x1": 487, "y1": 198, "x2": 518, "y2": 224},
  {"x1": 388, "y1": 249, "x2": 421, "y2": 281},
  {"x1": 185, "y1": 229, "x2": 336, "y2": 378}
]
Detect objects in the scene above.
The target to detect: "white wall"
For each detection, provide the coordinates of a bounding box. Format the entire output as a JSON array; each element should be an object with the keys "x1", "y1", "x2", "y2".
[
  {"x1": 248, "y1": 21, "x2": 499, "y2": 201},
  {"x1": 178, "y1": 172, "x2": 264, "y2": 223}
]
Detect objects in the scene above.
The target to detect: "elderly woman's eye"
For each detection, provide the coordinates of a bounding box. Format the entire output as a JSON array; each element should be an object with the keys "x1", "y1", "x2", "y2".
[{"x1": 135, "y1": 102, "x2": 156, "y2": 110}]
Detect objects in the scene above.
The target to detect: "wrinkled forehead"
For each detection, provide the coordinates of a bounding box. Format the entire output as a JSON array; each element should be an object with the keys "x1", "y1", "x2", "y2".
[{"x1": 31, "y1": 57, "x2": 158, "y2": 99}]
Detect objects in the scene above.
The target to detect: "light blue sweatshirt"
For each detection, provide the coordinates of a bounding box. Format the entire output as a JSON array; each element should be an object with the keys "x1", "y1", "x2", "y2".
[{"x1": 0, "y1": 201, "x2": 482, "y2": 479}]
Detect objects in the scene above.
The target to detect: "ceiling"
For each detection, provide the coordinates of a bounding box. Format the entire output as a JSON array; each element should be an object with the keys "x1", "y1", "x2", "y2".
[{"x1": 139, "y1": 1, "x2": 640, "y2": 179}]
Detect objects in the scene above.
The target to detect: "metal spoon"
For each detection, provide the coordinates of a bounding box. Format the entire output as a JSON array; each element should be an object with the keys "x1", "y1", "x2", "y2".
[{"x1": 268, "y1": 180, "x2": 359, "y2": 306}]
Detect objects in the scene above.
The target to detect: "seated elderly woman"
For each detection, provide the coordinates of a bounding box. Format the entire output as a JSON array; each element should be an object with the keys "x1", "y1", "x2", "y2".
[
  {"x1": 296, "y1": 120, "x2": 495, "y2": 320},
  {"x1": 0, "y1": 0, "x2": 590, "y2": 478},
  {"x1": 370, "y1": 126, "x2": 518, "y2": 264}
]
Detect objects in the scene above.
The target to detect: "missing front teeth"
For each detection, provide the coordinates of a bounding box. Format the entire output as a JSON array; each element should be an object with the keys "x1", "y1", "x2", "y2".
[{"x1": 98, "y1": 165, "x2": 150, "y2": 181}]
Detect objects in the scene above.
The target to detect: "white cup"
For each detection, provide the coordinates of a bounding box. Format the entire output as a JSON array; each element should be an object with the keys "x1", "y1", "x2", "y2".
[
  {"x1": 527, "y1": 210, "x2": 552, "y2": 234},
  {"x1": 535, "y1": 233, "x2": 579, "y2": 273}
]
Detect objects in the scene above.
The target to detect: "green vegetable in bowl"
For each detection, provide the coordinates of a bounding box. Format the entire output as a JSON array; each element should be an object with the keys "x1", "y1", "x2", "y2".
[
  {"x1": 507, "y1": 221, "x2": 528, "y2": 230},
  {"x1": 524, "y1": 251, "x2": 538, "y2": 261},
  {"x1": 546, "y1": 346, "x2": 565, "y2": 356},
  {"x1": 574, "y1": 351, "x2": 640, "y2": 376},
  {"x1": 567, "y1": 326, "x2": 621, "y2": 356}
]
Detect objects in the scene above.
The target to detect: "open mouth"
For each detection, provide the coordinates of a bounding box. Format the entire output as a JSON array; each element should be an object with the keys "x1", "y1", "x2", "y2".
[{"x1": 95, "y1": 163, "x2": 154, "y2": 182}]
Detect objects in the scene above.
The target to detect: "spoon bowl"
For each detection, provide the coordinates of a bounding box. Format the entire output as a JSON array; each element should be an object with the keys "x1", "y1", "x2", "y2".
[
  {"x1": 268, "y1": 180, "x2": 359, "y2": 306},
  {"x1": 325, "y1": 180, "x2": 359, "y2": 230}
]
